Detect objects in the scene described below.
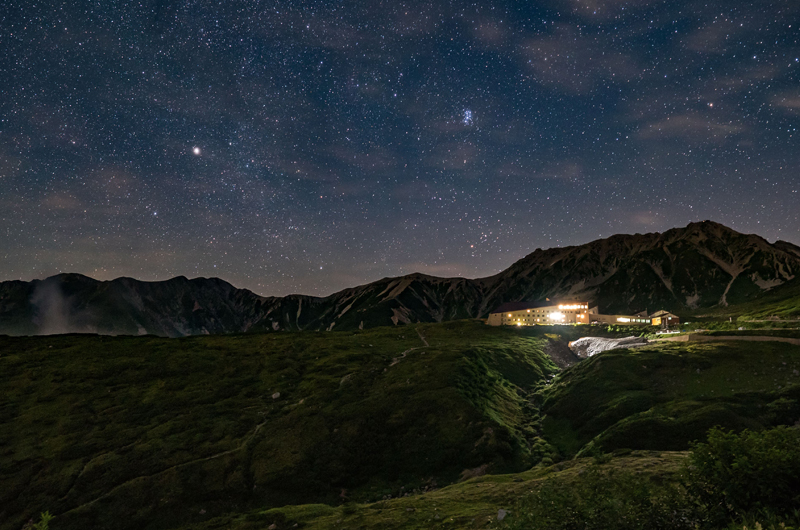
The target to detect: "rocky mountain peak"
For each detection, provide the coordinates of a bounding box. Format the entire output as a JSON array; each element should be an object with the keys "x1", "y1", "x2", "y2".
[{"x1": 1, "y1": 222, "x2": 798, "y2": 335}]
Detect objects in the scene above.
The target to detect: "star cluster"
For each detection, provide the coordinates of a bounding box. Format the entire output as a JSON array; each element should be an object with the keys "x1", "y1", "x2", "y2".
[{"x1": 1, "y1": 0, "x2": 798, "y2": 296}]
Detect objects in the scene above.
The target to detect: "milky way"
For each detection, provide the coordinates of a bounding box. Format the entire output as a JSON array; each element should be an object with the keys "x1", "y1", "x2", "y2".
[{"x1": 1, "y1": 1, "x2": 798, "y2": 296}]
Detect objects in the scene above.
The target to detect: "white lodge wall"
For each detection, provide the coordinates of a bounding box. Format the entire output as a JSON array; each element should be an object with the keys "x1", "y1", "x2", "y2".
[
  {"x1": 488, "y1": 302, "x2": 590, "y2": 326},
  {"x1": 488, "y1": 301, "x2": 663, "y2": 327}
]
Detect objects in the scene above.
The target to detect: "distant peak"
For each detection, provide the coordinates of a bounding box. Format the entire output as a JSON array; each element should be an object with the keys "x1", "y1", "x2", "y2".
[
  {"x1": 45, "y1": 273, "x2": 98, "y2": 283},
  {"x1": 684, "y1": 220, "x2": 730, "y2": 231}
]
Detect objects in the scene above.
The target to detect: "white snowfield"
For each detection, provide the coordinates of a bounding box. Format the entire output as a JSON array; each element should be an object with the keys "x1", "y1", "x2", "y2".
[{"x1": 568, "y1": 336, "x2": 648, "y2": 358}]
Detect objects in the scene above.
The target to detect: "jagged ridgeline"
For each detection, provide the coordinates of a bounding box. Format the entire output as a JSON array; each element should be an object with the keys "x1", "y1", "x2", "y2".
[{"x1": 1, "y1": 221, "x2": 799, "y2": 336}]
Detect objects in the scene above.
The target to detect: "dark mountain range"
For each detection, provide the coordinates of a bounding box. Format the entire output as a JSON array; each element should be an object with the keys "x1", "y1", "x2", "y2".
[{"x1": 1, "y1": 221, "x2": 798, "y2": 336}]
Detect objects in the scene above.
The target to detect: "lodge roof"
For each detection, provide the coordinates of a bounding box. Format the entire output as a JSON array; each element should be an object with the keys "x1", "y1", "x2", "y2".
[
  {"x1": 650, "y1": 310, "x2": 679, "y2": 318},
  {"x1": 490, "y1": 301, "x2": 584, "y2": 314}
]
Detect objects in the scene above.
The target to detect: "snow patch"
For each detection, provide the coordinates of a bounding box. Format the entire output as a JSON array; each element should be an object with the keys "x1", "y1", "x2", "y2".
[
  {"x1": 390, "y1": 307, "x2": 412, "y2": 325},
  {"x1": 382, "y1": 279, "x2": 414, "y2": 301},
  {"x1": 336, "y1": 301, "x2": 354, "y2": 319},
  {"x1": 685, "y1": 293, "x2": 700, "y2": 308},
  {"x1": 720, "y1": 276, "x2": 737, "y2": 306},
  {"x1": 695, "y1": 248, "x2": 745, "y2": 278},
  {"x1": 568, "y1": 336, "x2": 648, "y2": 358},
  {"x1": 752, "y1": 274, "x2": 784, "y2": 290},
  {"x1": 648, "y1": 262, "x2": 673, "y2": 293}
]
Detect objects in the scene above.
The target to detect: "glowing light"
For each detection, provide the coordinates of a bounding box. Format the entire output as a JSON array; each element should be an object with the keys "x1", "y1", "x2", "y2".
[
  {"x1": 462, "y1": 109, "x2": 473, "y2": 126},
  {"x1": 558, "y1": 304, "x2": 584, "y2": 310},
  {"x1": 193, "y1": 147, "x2": 201, "y2": 155},
  {"x1": 617, "y1": 317, "x2": 631, "y2": 322},
  {"x1": 551, "y1": 312, "x2": 565, "y2": 320}
]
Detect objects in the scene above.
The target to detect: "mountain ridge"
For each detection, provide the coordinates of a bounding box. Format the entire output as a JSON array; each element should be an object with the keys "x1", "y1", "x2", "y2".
[{"x1": 1, "y1": 221, "x2": 798, "y2": 336}]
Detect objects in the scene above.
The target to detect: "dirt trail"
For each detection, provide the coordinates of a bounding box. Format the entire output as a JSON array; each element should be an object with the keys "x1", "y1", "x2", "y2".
[
  {"x1": 416, "y1": 327, "x2": 429, "y2": 347},
  {"x1": 62, "y1": 327, "x2": 435, "y2": 517},
  {"x1": 59, "y1": 418, "x2": 268, "y2": 517},
  {"x1": 389, "y1": 327, "x2": 429, "y2": 366},
  {"x1": 653, "y1": 333, "x2": 800, "y2": 346}
]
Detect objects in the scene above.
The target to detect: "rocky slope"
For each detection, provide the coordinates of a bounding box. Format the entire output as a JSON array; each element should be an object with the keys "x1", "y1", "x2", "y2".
[
  {"x1": 0, "y1": 274, "x2": 268, "y2": 337},
  {"x1": 1, "y1": 221, "x2": 798, "y2": 335},
  {"x1": 477, "y1": 220, "x2": 800, "y2": 315}
]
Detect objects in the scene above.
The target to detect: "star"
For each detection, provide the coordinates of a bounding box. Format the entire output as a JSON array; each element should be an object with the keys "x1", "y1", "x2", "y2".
[{"x1": 0, "y1": 0, "x2": 797, "y2": 298}]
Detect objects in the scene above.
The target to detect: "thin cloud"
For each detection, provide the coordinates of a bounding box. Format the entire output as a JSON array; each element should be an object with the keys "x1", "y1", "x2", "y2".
[
  {"x1": 771, "y1": 93, "x2": 800, "y2": 114},
  {"x1": 637, "y1": 113, "x2": 746, "y2": 144},
  {"x1": 550, "y1": 0, "x2": 664, "y2": 21},
  {"x1": 683, "y1": 19, "x2": 742, "y2": 54},
  {"x1": 520, "y1": 26, "x2": 640, "y2": 94}
]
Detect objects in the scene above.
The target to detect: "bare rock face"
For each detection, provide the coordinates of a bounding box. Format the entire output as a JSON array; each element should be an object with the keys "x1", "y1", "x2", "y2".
[
  {"x1": 568, "y1": 336, "x2": 649, "y2": 358},
  {"x1": 0, "y1": 274, "x2": 269, "y2": 337},
  {"x1": 544, "y1": 340, "x2": 582, "y2": 368},
  {"x1": 1, "y1": 221, "x2": 798, "y2": 335}
]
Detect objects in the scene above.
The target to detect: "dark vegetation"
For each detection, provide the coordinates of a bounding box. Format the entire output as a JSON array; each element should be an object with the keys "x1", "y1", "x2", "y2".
[
  {"x1": 3, "y1": 319, "x2": 800, "y2": 530},
  {"x1": 503, "y1": 426, "x2": 800, "y2": 530},
  {"x1": 687, "y1": 426, "x2": 800, "y2": 527},
  {"x1": 502, "y1": 464, "x2": 696, "y2": 530},
  {"x1": 542, "y1": 341, "x2": 800, "y2": 454},
  {"x1": 182, "y1": 427, "x2": 800, "y2": 530},
  {"x1": 702, "y1": 329, "x2": 800, "y2": 338},
  {"x1": 1, "y1": 321, "x2": 560, "y2": 530}
]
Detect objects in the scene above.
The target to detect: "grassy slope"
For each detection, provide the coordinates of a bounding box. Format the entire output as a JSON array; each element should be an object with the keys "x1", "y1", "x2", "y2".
[
  {"x1": 702, "y1": 329, "x2": 800, "y2": 338},
  {"x1": 6, "y1": 320, "x2": 799, "y2": 530},
  {"x1": 180, "y1": 452, "x2": 687, "y2": 530},
  {"x1": 542, "y1": 341, "x2": 800, "y2": 455},
  {"x1": 0, "y1": 321, "x2": 559, "y2": 530},
  {"x1": 186, "y1": 337, "x2": 800, "y2": 530}
]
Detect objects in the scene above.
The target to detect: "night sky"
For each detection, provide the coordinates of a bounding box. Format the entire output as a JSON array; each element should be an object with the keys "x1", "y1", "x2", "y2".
[{"x1": 1, "y1": 1, "x2": 799, "y2": 297}]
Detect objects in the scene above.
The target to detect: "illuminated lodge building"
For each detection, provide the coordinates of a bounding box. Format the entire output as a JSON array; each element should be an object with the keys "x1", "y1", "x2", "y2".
[
  {"x1": 487, "y1": 301, "x2": 665, "y2": 327},
  {"x1": 487, "y1": 301, "x2": 592, "y2": 326}
]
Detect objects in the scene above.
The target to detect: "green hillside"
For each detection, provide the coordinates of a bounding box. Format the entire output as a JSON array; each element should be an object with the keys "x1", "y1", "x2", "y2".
[
  {"x1": 5, "y1": 320, "x2": 800, "y2": 530},
  {"x1": 542, "y1": 341, "x2": 800, "y2": 455},
  {"x1": 0, "y1": 321, "x2": 560, "y2": 530},
  {"x1": 180, "y1": 451, "x2": 689, "y2": 530}
]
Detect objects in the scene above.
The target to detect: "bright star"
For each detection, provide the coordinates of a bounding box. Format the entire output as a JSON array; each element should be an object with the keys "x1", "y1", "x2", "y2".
[
  {"x1": 193, "y1": 147, "x2": 201, "y2": 155},
  {"x1": 462, "y1": 109, "x2": 473, "y2": 126}
]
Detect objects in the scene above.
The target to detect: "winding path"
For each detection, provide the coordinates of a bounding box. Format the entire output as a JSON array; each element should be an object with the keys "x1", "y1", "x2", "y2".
[
  {"x1": 60, "y1": 326, "x2": 434, "y2": 518},
  {"x1": 59, "y1": 418, "x2": 268, "y2": 517},
  {"x1": 389, "y1": 327, "x2": 429, "y2": 366},
  {"x1": 653, "y1": 333, "x2": 800, "y2": 346}
]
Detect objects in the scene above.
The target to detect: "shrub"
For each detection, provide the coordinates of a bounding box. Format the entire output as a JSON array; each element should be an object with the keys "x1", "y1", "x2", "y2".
[
  {"x1": 33, "y1": 512, "x2": 53, "y2": 530},
  {"x1": 685, "y1": 426, "x2": 800, "y2": 527},
  {"x1": 502, "y1": 466, "x2": 697, "y2": 530}
]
